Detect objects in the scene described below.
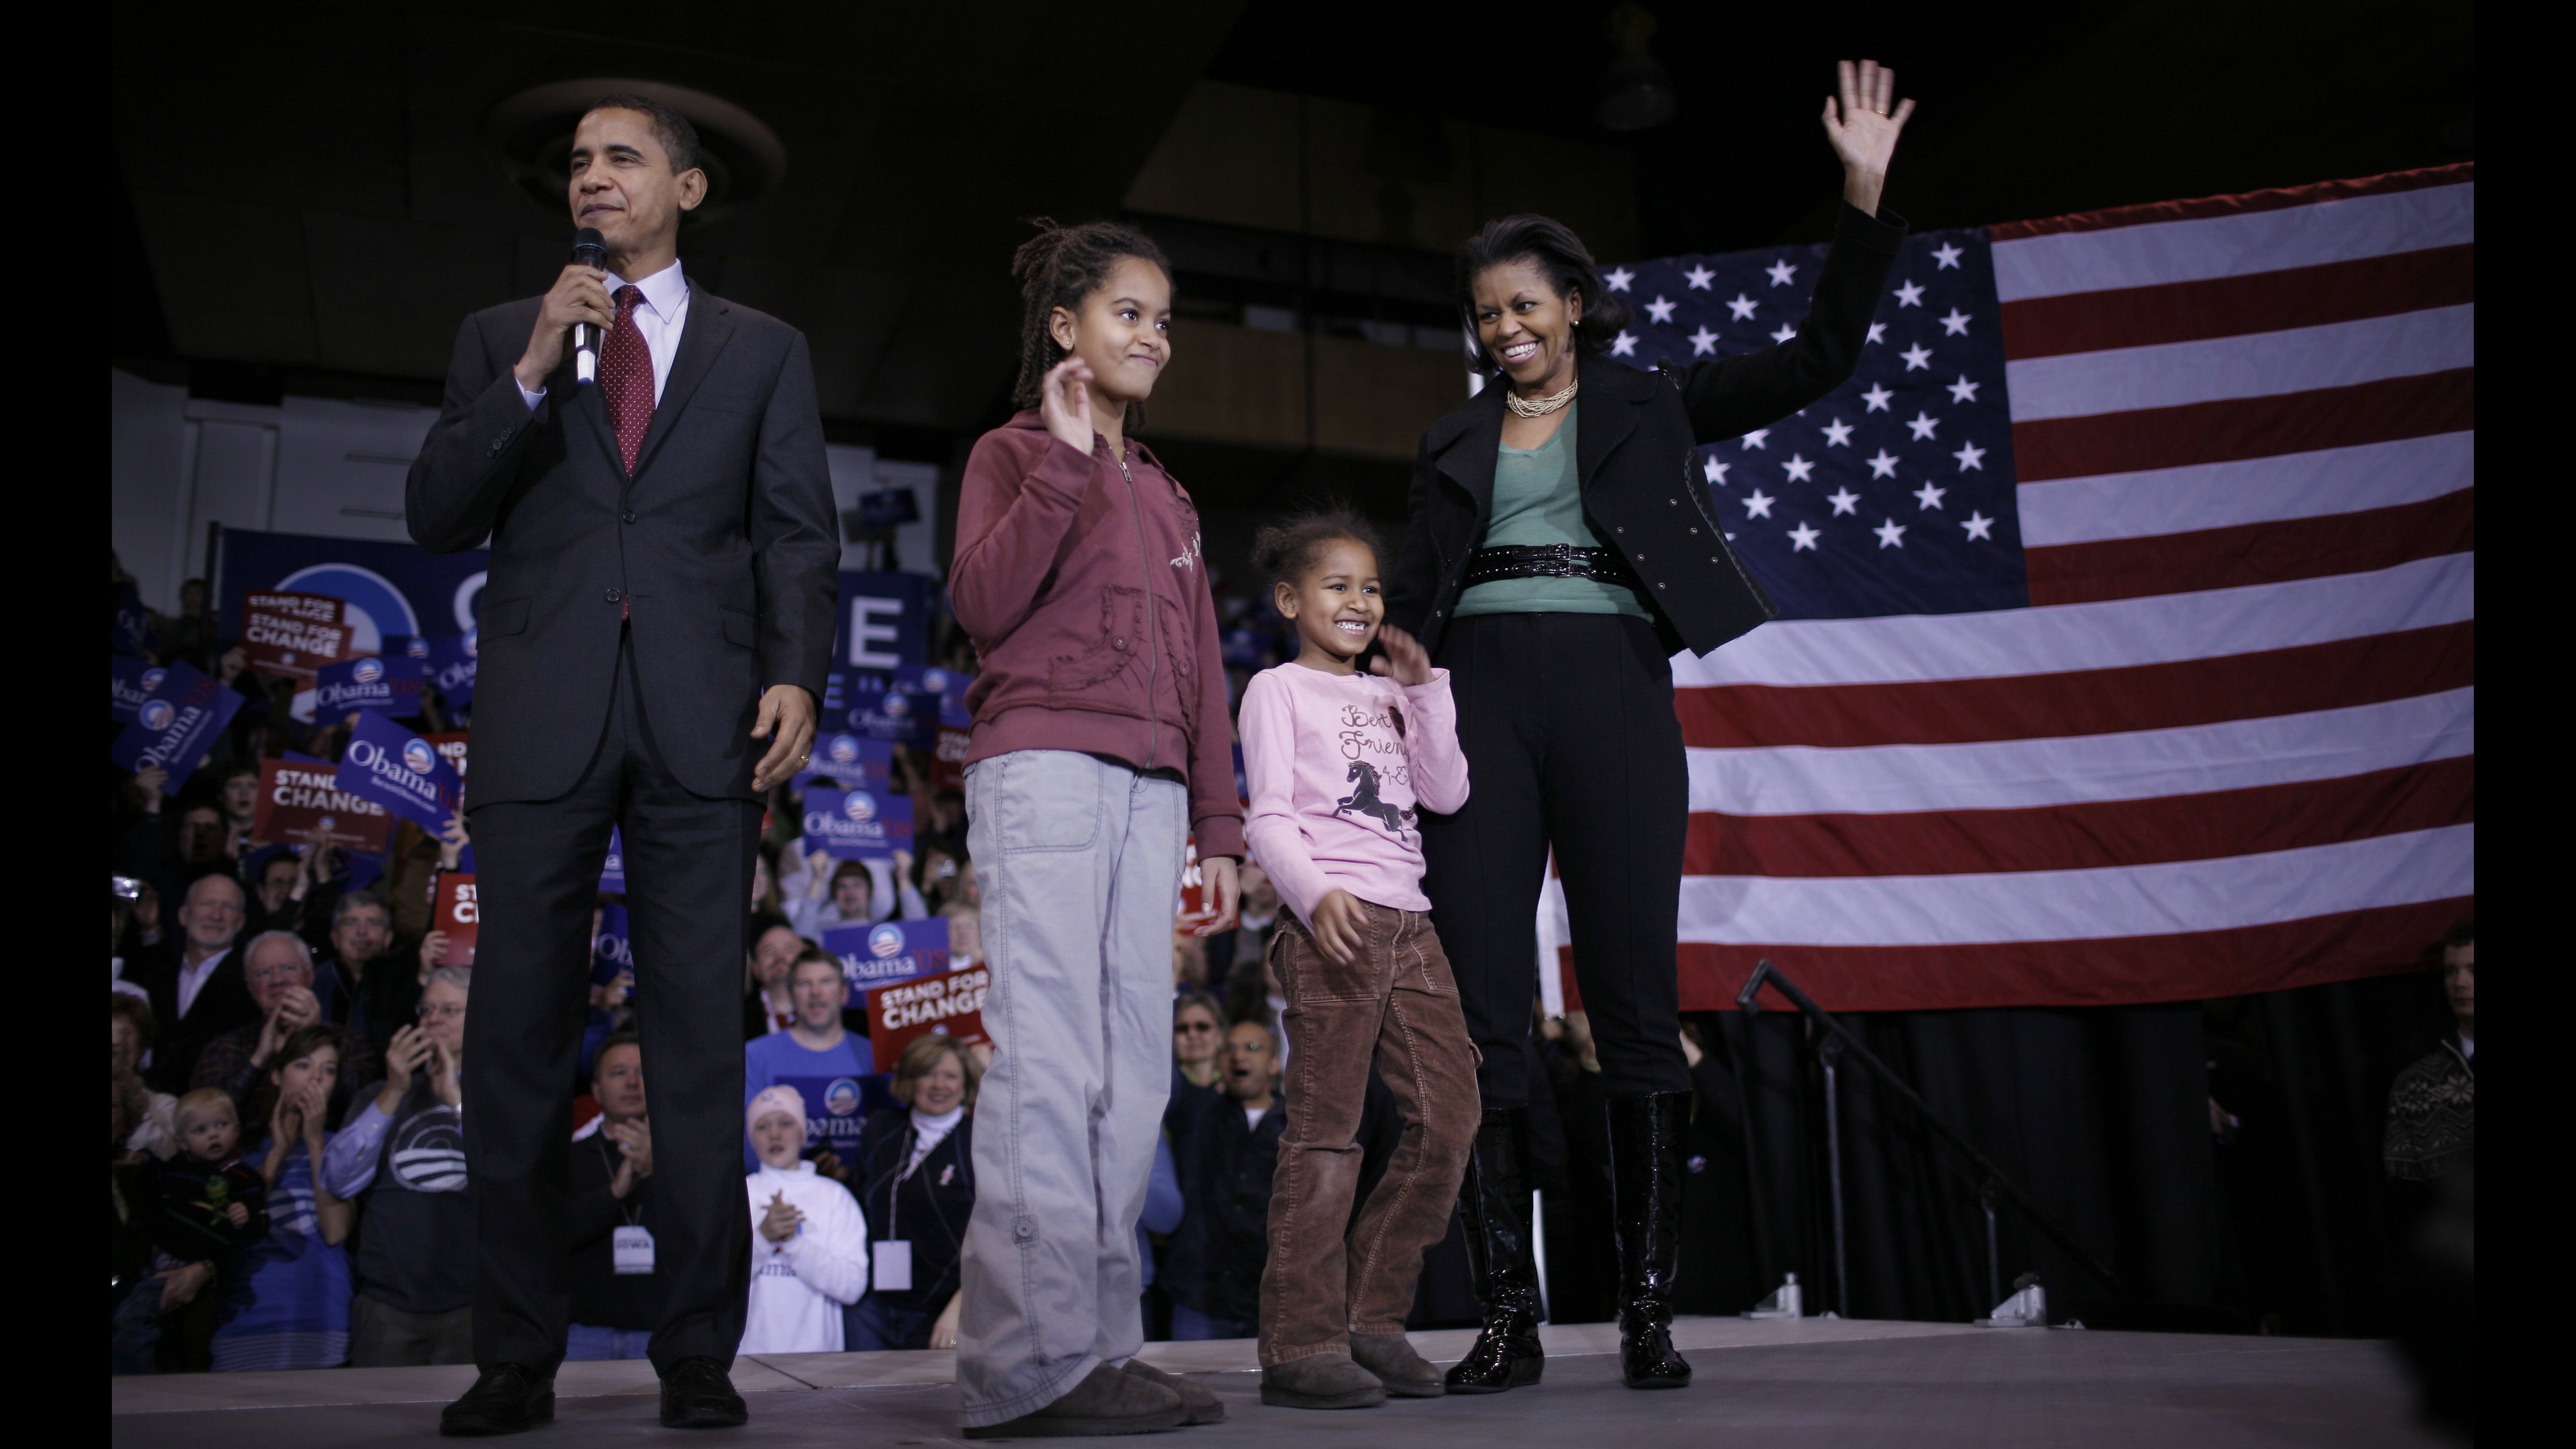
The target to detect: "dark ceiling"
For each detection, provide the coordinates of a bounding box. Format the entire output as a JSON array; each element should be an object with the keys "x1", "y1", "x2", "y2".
[{"x1": 113, "y1": 0, "x2": 2472, "y2": 445}]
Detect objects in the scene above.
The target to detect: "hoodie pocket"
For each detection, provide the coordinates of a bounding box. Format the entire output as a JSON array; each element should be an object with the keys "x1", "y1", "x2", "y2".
[{"x1": 1047, "y1": 585, "x2": 1147, "y2": 697}]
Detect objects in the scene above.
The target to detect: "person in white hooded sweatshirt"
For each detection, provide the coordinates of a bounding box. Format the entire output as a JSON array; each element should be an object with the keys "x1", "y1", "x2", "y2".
[{"x1": 740, "y1": 1085, "x2": 871, "y2": 1354}]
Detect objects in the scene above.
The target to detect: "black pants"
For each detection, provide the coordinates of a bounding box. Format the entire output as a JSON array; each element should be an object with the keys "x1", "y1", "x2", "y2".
[
  {"x1": 464, "y1": 632, "x2": 759, "y2": 1374},
  {"x1": 1419, "y1": 612, "x2": 1691, "y2": 1109}
]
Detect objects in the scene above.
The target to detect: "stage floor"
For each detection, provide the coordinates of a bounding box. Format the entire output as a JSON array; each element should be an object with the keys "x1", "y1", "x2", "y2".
[{"x1": 111, "y1": 1315, "x2": 2445, "y2": 1447}]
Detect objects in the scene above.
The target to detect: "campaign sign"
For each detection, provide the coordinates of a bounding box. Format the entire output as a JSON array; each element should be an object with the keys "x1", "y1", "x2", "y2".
[
  {"x1": 114, "y1": 582, "x2": 157, "y2": 659},
  {"x1": 1178, "y1": 834, "x2": 1221, "y2": 926},
  {"x1": 216, "y1": 528, "x2": 488, "y2": 656},
  {"x1": 792, "y1": 732, "x2": 893, "y2": 793},
  {"x1": 600, "y1": 828, "x2": 626, "y2": 893},
  {"x1": 821, "y1": 917, "x2": 950, "y2": 996},
  {"x1": 801, "y1": 786, "x2": 913, "y2": 862},
  {"x1": 769, "y1": 1072, "x2": 892, "y2": 1163},
  {"x1": 833, "y1": 570, "x2": 939, "y2": 671},
  {"x1": 313, "y1": 654, "x2": 425, "y2": 718},
  {"x1": 334, "y1": 712, "x2": 464, "y2": 831},
  {"x1": 251, "y1": 758, "x2": 393, "y2": 854},
  {"x1": 382, "y1": 635, "x2": 434, "y2": 662},
  {"x1": 834, "y1": 670, "x2": 939, "y2": 744},
  {"x1": 871, "y1": 964, "x2": 992, "y2": 1064},
  {"x1": 931, "y1": 726, "x2": 971, "y2": 792},
  {"x1": 241, "y1": 591, "x2": 351, "y2": 682},
  {"x1": 111, "y1": 656, "x2": 168, "y2": 723},
  {"x1": 433, "y1": 873, "x2": 478, "y2": 967},
  {"x1": 423, "y1": 730, "x2": 469, "y2": 780},
  {"x1": 424, "y1": 633, "x2": 478, "y2": 709},
  {"x1": 112, "y1": 661, "x2": 244, "y2": 794},
  {"x1": 593, "y1": 902, "x2": 632, "y2": 989}
]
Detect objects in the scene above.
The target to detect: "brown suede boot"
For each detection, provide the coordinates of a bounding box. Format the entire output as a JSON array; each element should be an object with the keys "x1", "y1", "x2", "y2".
[
  {"x1": 961, "y1": 1361, "x2": 1185, "y2": 1438},
  {"x1": 1259, "y1": 1353, "x2": 1387, "y2": 1410},
  {"x1": 1349, "y1": 1332, "x2": 1445, "y2": 1398},
  {"x1": 1120, "y1": 1359, "x2": 1225, "y2": 1425}
]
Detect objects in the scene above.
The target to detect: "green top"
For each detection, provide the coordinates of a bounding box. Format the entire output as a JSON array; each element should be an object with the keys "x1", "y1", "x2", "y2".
[{"x1": 1453, "y1": 404, "x2": 1651, "y2": 621}]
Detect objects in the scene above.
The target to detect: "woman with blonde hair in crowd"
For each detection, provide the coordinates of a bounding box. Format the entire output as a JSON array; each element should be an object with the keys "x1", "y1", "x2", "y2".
[{"x1": 846, "y1": 1035, "x2": 981, "y2": 1351}]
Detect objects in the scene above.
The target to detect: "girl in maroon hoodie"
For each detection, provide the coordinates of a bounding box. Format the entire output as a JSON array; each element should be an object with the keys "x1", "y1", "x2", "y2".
[{"x1": 946, "y1": 220, "x2": 1238, "y2": 1440}]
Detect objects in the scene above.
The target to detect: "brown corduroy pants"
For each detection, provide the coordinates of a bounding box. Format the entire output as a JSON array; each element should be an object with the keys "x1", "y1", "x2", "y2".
[{"x1": 1257, "y1": 903, "x2": 1480, "y2": 1364}]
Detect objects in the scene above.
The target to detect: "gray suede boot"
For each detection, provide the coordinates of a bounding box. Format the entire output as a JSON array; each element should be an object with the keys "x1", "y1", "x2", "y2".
[
  {"x1": 961, "y1": 1361, "x2": 1185, "y2": 1438},
  {"x1": 1349, "y1": 1332, "x2": 1445, "y2": 1397},
  {"x1": 1121, "y1": 1359, "x2": 1225, "y2": 1425},
  {"x1": 1259, "y1": 1353, "x2": 1387, "y2": 1410}
]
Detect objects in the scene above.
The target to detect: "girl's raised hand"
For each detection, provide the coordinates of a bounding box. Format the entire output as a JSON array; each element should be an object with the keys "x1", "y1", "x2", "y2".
[
  {"x1": 1369, "y1": 627, "x2": 1435, "y2": 687},
  {"x1": 1040, "y1": 356, "x2": 1098, "y2": 455}
]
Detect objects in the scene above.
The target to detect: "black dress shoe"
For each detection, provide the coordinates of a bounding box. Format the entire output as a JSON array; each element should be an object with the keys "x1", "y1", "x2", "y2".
[
  {"x1": 659, "y1": 1356, "x2": 749, "y2": 1429},
  {"x1": 440, "y1": 1363, "x2": 555, "y2": 1437}
]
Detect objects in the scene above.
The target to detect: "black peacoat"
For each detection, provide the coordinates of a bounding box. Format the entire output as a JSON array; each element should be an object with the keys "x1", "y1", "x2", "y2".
[{"x1": 1389, "y1": 202, "x2": 1908, "y2": 659}]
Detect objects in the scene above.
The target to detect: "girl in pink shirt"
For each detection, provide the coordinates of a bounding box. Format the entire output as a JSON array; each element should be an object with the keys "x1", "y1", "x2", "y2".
[{"x1": 1237, "y1": 510, "x2": 1479, "y2": 1410}]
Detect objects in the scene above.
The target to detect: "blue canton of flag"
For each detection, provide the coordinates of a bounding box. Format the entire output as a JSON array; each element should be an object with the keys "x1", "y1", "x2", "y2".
[{"x1": 1605, "y1": 227, "x2": 2025, "y2": 619}]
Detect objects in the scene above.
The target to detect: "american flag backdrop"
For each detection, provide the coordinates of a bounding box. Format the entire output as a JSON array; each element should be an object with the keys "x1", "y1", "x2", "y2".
[{"x1": 1551, "y1": 164, "x2": 2474, "y2": 1013}]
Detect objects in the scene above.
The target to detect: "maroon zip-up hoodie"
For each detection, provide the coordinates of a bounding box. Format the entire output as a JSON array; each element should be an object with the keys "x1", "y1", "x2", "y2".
[{"x1": 950, "y1": 411, "x2": 1244, "y2": 861}]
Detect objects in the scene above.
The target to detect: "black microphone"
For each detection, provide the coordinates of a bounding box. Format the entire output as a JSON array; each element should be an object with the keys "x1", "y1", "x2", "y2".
[{"x1": 570, "y1": 228, "x2": 607, "y2": 385}]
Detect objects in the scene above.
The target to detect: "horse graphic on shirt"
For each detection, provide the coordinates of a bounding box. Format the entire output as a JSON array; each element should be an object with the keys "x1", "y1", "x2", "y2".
[{"x1": 1335, "y1": 761, "x2": 1415, "y2": 836}]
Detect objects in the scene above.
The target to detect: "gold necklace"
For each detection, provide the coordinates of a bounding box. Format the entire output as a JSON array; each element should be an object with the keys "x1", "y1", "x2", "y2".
[{"x1": 1505, "y1": 378, "x2": 1579, "y2": 418}]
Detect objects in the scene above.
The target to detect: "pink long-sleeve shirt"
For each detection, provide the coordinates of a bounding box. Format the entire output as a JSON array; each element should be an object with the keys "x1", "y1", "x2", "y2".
[{"x1": 1238, "y1": 662, "x2": 1470, "y2": 926}]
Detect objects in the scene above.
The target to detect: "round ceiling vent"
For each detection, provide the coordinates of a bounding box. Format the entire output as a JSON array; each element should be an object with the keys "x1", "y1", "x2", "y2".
[{"x1": 487, "y1": 78, "x2": 787, "y2": 227}]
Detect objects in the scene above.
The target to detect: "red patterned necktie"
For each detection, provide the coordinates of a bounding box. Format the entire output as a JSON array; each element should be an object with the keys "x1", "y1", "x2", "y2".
[{"x1": 599, "y1": 284, "x2": 655, "y2": 475}]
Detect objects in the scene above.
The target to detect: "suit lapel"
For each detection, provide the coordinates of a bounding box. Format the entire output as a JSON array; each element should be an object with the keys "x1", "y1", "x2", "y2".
[
  {"x1": 628, "y1": 294, "x2": 738, "y2": 482},
  {"x1": 567, "y1": 367, "x2": 624, "y2": 477}
]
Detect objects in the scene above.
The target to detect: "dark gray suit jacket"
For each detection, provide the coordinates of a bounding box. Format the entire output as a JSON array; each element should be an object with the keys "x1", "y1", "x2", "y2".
[{"x1": 406, "y1": 286, "x2": 839, "y2": 806}]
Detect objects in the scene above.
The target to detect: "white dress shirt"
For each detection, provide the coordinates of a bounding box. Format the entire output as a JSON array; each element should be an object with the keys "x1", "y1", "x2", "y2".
[
  {"x1": 520, "y1": 258, "x2": 691, "y2": 410},
  {"x1": 175, "y1": 946, "x2": 231, "y2": 1019}
]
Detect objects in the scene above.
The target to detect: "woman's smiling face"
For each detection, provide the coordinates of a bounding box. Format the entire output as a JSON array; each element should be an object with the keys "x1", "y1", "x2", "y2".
[{"x1": 1471, "y1": 256, "x2": 1582, "y2": 389}]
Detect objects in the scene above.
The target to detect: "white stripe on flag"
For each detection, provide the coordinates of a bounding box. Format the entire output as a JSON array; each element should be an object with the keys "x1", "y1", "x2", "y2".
[
  {"x1": 2015, "y1": 431, "x2": 2474, "y2": 547},
  {"x1": 1674, "y1": 552, "x2": 2474, "y2": 688},
  {"x1": 1989, "y1": 183, "x2": 2475, "y2": 301},
  {"x1": 1685, "y1": 687, "x2": 2472, "y2": 816},
  {"x1": 1674, "y1": 824, "x2": 2474, "y2": 946},
  {"x1": 2003, "y1": 304, "x2": 2474, "y2": 422}
]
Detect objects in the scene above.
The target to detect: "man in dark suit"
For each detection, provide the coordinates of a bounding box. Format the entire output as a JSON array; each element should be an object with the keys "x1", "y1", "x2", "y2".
[
  {"x1": 130, "y1": 872, "x2": 256, "y2": 1093},
  {"x1": 406, "y1": 92, "x2": 838, "y2": 1436}
]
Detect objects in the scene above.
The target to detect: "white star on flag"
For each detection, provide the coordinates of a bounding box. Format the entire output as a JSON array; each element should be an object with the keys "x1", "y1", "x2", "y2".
[
  {"x1": 1604, "y1": 267, "x2": 1635, "y2": 292},
  {"x1": 1866, "y1": 322, "x2": 1887, "y2": 345},
  {"x1": 1683, "y1": 264, "x2": 1715, "y2": 290},
  {"x1": 1765, "y1": 258, "x2": 1797, "y2": 287},
  {"x1": 1743, "y1": 489, "x2": 1776, "y2": 519},
  {"x1": 1901, "y1": 343, "x2": 1934, "y2": 371},
  {"x1": 1861, "y1": 383, "x2": 1894, "y2": 413},
  {"x1": 1769, "y1": 323, "x2": 1798, "y2": 343},
  {"x1": 1962, "y1": 511, "x2": 1996, "y2": 541},
  {"x1": 1821, "y1": 418, "x2": 1854, "y2": 447},
  {"x1": 1906, "y1": 411, "x2": 1940, "y2": 440},
  {"x1": 1826, "y1": 487, "x2": 1861, "y2": 516},
  {"x1": 1783, "y1": 454, "x2": 1816, "y2": 482},
  {"x1": 1947, "y1": 375, "x2": 1981, "y2": 404},
  {"x1": 1703, "y1": 454, "x2": 1729, "y2": 484},
  {"x1": 1741, "y1": 429, "x2": 1770, "y2": 450},
  {"x1": 1611, "y1": 331, "x2": 1638, "y2": 357},
  {"x1": 1865, "y1": 449, "x2": 1900, "y2": 478},
  {"x1": 1874, "y1": 518, "x2": 1908, "y2": 548},
  {"x1": 1687, "y1": 327, "x2": 1720, "y2": 356},
  {"x1": 1952, "y1": 441, "x2": 1987, "y2": 471},
  {"x1": 1931, "y1": 242, "x2": 1963, "y2": 270},
  {"x1": 1894, "y1": 280, "x2": 1925, "y2": 308},
  {"x1": 1645, "y1": 296, "x2": 1677, "y2": 324},
  {"x1": 1726, "y1": 293, "x2": 1758, "y2": 321},
  {"x1": 1940, "y1": 308, "x2": 1970, "y2": 336},
  {"x1": 1913, "y1": 481, "x2": 1947, "y2": 510},
  {"x1": 1788, "y1": 521, "x2": 1822, "y2": 551}
]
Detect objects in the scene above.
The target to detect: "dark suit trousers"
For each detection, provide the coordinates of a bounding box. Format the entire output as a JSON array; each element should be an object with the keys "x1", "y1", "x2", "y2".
[
  {"x1": 1418, "y1": 612, "x2": 1692, "y2": 1108},
  {"x1": 464, "y1": 629, "x2": 758, "y2": 1374}
]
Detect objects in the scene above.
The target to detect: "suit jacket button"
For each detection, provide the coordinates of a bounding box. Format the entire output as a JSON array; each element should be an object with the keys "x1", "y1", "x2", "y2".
[
  {"x1": 606, "y1": 588, "x2": 623, "y2": 604},
  {"x1": 489, "y1": 437, "x2": 507, "y2": 455},
  {"x1": 623, "y1": 511, "x2": 638, "y2": 524}
]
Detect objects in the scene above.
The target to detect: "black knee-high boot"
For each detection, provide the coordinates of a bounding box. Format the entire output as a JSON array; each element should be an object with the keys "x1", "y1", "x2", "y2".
[
  {"x1": 1607, "y1": 1091, "x2": 1694, "y2": 1388},
  {"x1": 1444, "y1": 1108, "x2": 1545, "y2": 1392}
]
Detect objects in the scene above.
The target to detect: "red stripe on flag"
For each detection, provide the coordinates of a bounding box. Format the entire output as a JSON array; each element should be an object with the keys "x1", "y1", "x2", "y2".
[
  {"x1": 1629, "y1": 899, "x2": 2472, "y2": 1013},
  {"x1": 2011, "y1": 368, "x2": 2473, "y2": 482},
  {"x1": 2024, "y1": 490, "x2": 2474, "y2": 606},
  {"x1": 1679, "y1": 622, "x2": 2472, "y2": 750},
  {"x1": 1683, "y1": 756, "x2": 2474, "y2": 878},
  {"x1": 1987, "y1": 164, "x2": 2474, "y2": 242},
  {"x1": 2000, "y1": 244, "x2": 2475, "y2": 360}
]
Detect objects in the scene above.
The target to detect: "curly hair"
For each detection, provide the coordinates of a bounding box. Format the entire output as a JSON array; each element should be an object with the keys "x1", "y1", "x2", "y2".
[
  {"x1": 1009, "y1": 218, "x2": 1173, "y2": 415},
  {"x1": 1250, "y1": 506, "x2": 1386, "y2": 589},
  {"x1": 1456, "y1": 213, "x2": 1631, "y2": 374}
]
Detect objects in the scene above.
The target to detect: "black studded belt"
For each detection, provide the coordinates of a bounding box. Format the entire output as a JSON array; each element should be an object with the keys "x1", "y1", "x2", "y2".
[{"x1": 1463, "y1": 543, "x2": 1643, "y2": 589}]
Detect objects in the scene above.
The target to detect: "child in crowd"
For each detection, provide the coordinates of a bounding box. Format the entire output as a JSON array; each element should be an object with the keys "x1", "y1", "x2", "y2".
[
  {"x1": 214, "y1": 1023, "x2": 355, "y2": 1371},
  {"x1": 740, "y1": 1086, "x2": 869, "y2": 1354},
  {"x1": 149, "y1": 1089, "x2": 272, "y2": 1369},
  {"x1": 1237, "y1": 509, "x2": 1478, "y2": 1409}
]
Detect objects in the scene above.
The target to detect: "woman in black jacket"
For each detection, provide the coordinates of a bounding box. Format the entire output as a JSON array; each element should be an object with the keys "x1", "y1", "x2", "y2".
[
  {"x1": 844, "y1": 1035, "x2": 979, "y2": 1351},
  {"x1": 1387, "y1": 60, "x2": 1914, "y2": 1394}
]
